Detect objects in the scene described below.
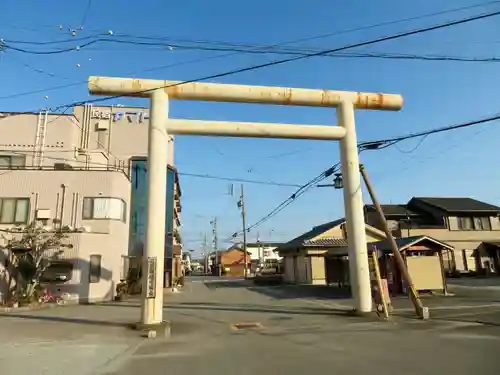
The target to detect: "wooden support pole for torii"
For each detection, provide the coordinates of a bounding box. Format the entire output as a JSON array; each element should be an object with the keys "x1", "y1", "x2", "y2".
[
  {"x1": 360, "y1": 164, "x2": 429, "y2": 320},
  {"x1": 371, "y1": 249, "x2": 390, "y2": 320}
]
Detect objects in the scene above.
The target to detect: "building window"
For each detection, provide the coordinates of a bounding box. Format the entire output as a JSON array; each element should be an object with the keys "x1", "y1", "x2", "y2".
[
  {"x1": 89, "y1": 254, "x2": 102, "y2": 283},
  {"x1": 0, "y1": 155, "x2": 26, "y2": 169},
  {"x1": 82, "y1": 197, "x2": 126, "y2": 222},
  {"x1": 0, "y1": 198, "x2": 29, "y2": 224},
  {"x1": 457, "y1": 217, "x2": 473, "y2": 230},
  {"x1": 474, "y1": 217, "x2": 491, "y2": 231},
  {"x1": 458, "y1": 216, "x2": 491, "y2": 231},
  {"x1": 40, "y1": 261, "x2": 74, "y2": 283}
]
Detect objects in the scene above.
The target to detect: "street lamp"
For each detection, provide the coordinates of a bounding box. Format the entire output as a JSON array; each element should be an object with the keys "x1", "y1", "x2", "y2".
[
  {"x1": 316, "y1": 172, "x2": 344, "y2": 189},
  {"x1": 333, "y1": 173, "x2": 344, "y2": 189}
]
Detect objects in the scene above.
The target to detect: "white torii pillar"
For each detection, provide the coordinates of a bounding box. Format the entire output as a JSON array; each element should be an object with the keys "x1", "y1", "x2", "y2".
[{"x1": 88, "y1": 76, "x2": 403, "y2": 326}]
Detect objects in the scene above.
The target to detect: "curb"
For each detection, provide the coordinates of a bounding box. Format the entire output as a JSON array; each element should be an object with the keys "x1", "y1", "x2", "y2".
[
  {"x1": 0, "y1": 302, "x2": 60, "y2": 314},
  {"x1": 0, "y1": 299, "x2": 79, "y2": 314}
]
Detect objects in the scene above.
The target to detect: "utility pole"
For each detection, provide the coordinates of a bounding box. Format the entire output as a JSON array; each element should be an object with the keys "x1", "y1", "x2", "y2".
[
  {"x1": 238, "y1": 184, "x2": 248, "y2": 278},
  {"x1": 210, "y1": 218, "x2": 220, "y2": 276},
  {"x1": 257, "y1": 232, "x2": 262, "y2": 267},
  {"x1": 203, "y1": 232, "x2": 208, "y2": 274}
]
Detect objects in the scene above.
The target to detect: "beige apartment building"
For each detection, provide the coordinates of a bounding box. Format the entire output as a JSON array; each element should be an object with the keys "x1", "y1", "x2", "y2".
[
  {"x1": 0, "y1": 105, "x2": 181, "y2": 304},
  {"x1": 364, "y1": 197, "x2": 500, "y2": 275}
]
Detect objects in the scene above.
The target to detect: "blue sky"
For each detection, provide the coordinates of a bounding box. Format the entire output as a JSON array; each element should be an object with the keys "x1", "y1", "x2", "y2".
[{"x1": 1, "y1": 0, "x2": 500, "y2": 252}]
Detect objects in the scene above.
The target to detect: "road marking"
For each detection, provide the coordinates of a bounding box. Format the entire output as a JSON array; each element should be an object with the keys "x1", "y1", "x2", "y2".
[{"x1": 230, "y1": 322, "x2": 264, "y2": 332}]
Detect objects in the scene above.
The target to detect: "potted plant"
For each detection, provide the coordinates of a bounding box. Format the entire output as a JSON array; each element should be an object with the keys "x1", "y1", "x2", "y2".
[
  {"x1": 9, "y1": 296, "x2": 19, "y2": 308},
  {"x1": 115, "y1": 280, "x2": 129, "y2": 301}
]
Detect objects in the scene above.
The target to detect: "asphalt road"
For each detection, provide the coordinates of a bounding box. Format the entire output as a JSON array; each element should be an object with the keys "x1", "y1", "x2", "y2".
[
  {"x1": 117, "y1": 277, "x2": 500, "y2": 374},
  {"x1": 1, "y1": 277, "x2": 500, "y2": 374}
]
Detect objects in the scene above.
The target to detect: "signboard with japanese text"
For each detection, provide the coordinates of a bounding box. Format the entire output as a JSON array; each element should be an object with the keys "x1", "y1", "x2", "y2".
[
  {"x1": 91, "y1": 109, "x2": 150, "y2": 123},
  {"x1": 146, "y1": 257, "x2": 157, "y2": 298}
]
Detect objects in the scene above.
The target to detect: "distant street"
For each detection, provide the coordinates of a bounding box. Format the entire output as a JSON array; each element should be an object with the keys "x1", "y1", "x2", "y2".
[{"x1": 1, "y1": 277, "x2": 500, "y2": 374}]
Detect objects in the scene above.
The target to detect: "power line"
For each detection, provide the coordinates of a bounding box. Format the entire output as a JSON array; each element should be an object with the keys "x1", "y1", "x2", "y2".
[
  {"x1": 9, "y1": 1, "x2": 499, "y2": 47},
  {"x1": 0, "y1": 50, "x2": 240, "y2": 101},
  {"x1": 30, "y1": 7, "x2": 500, "y2": 195},
  {"x1": 359, "y1": 112, "x2": 500, "y2": 151},
  {"x1": 0, "y1": 151, "x2": 303, "y2": 187},
  {"x1": 6, "y1": 54, "x2": 71, "y2": 80},
  {"x1": 89, "y1": 0, "x2": 500, "y2": 45},
  {"x1": 227, "y1": 111, "x2": 500, "y2": 237},
  {"x1": 2, "y1": 6, "x2": 499, "y2": 238},
  {"x1": 19, "y1": 110, "x2": 496, "y2": 195},
  {"x1": 6, "y1": 37, "x2": 500, "y2": 64},
  {"x1": 0, "y1": 1, "x2": 499, "y2": 104},
  {"x1": 3, "y1": 47, "x2": 499, "y2": 103},
  {"x1": 177, "y1": 172, "x2": 301, "y2": 187},
  {"x1": 226, "y1": 164, "x2": 340, "y2": 240},
  {"x1": 3, "y1": 39, "x2": 99, "y2": 54},
  {"x1": 47, "y1": 9, "x2": 500, "y2": 112},
  {"x1": 1, "y1": 109, "x2": 499, "y2": 239},
  {"x1": 80, "y1": 0, "x2": 93, "y2": 29}
]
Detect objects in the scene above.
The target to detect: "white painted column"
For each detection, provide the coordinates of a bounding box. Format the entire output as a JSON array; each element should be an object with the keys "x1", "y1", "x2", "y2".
[
  {"x1": 338, "y1": 100, "x2": 372, "y2": 313},
  {"x1": 141, "y1": 89, "x2": 169, "y2": 325}
]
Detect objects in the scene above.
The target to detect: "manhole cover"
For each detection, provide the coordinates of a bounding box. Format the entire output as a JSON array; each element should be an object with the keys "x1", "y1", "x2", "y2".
[{"x1": 231, "y1": 322, "x2": 263, "y2": 331}]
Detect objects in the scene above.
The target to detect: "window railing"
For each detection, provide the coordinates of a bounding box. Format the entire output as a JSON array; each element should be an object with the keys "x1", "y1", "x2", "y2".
[{"x1": 0, "y1": 164, "x2": 130, "y2": 179}]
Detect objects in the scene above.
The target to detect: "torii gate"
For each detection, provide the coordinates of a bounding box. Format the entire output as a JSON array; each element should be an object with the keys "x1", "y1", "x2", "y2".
[{"x1": 88, "y1": 76, "x2": 403, "y2": 327}]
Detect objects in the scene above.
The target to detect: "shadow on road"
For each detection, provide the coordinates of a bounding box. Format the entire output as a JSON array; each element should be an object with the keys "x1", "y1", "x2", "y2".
[
  {"x1": 0, "y1": 310, "x2": 202, "y2": 334},
  {"x1": 0, "y1": 312, "x2": 130, "y2": 328},
  {"x1": 249, "y1": 284, "x2": 352, "y2": 301},
  {"x1": 97, "y1": 300, "x2": 355, "y2": 318},
  {"x1": 202, "y1": 280, "x2": 353, "y2": 301},
  {"x1": 165, "y1": 303, "x2": 354, "y2": 317}
]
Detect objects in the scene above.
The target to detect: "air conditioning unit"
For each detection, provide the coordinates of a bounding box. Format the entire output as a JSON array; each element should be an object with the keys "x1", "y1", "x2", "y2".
[
  {"x1": 54, "y1": 163, "x2": 73, "y2": 170},
  {"x1": 36, "y1": 209, "x2": 51, "y2": 220}
]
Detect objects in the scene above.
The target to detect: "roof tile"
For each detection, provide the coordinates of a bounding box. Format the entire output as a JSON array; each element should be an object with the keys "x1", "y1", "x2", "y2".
[
  {"x1": 303, "y1": 237, "x2": 347, "y2": 247},
  {"x1": 410, "y1": 197, "x2": 500, "y2": 214}
]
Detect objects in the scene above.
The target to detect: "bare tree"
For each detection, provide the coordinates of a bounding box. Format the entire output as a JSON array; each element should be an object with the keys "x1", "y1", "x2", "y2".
[{"x1": 1, "y1": 222, "x2": 74, "y2": 304}]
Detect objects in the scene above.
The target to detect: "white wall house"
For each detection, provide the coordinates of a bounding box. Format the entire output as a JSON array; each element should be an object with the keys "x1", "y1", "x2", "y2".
[
  {"x1": 230, "y1": 241, "x2": 283, "y2": 269},
  {"x1": 0, "y1": 105, "x2": 181, "y2": 304}
]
